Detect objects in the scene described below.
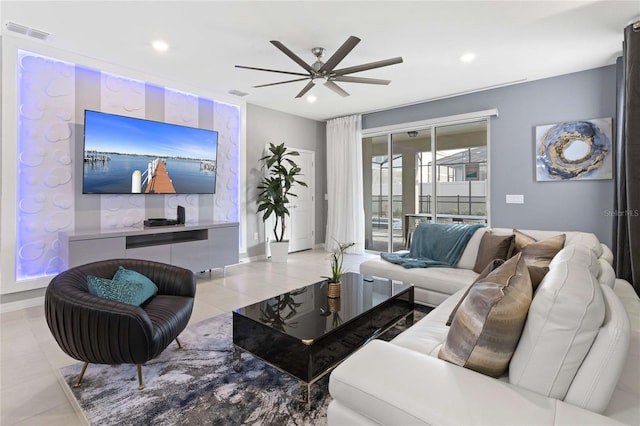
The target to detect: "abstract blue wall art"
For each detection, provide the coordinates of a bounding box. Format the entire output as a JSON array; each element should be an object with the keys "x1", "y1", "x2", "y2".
[{"x1": 535, "y1": 117, "x2": 612, "y2": 181}]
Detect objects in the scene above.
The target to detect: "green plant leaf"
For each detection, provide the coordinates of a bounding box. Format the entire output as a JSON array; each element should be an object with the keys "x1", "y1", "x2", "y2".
[{"x1": 256, "y1": 142, "x2": 307, "y2": 241}]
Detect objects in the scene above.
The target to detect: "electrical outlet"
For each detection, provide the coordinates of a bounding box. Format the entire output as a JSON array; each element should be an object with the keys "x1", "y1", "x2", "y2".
[{"x1": 253, "y1": 232, "x2": 259, "y2": 241}]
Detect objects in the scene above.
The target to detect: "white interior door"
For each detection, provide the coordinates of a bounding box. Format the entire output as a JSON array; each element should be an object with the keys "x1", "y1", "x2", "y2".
[{"x1": 287, "y1": 149, "x2": 315, "y2": 252}]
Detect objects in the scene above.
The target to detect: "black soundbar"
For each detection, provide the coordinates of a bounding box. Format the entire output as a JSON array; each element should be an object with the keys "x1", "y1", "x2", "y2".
[
  {"x1": 144, "y1": 206, "x2": 185, "y2": 227},
  {"x1": 144, "y1": 218, "x2": 179, "y2": 227}
]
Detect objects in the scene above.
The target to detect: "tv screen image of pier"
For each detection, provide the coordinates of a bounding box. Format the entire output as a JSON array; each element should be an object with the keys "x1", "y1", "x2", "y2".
[{"x1": 83, "y1": 110, "x2": 218, "y2": 194}]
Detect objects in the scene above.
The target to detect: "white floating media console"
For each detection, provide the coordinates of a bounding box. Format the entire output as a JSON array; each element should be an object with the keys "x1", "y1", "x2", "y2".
[{"x1": 60, "y1": 221, "x2": 239, "y2": 273}]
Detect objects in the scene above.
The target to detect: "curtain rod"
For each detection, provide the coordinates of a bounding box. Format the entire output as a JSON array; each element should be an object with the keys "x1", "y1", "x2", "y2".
[{"x1": 324, "y1": 78, "x2": 525, "y2": 122}]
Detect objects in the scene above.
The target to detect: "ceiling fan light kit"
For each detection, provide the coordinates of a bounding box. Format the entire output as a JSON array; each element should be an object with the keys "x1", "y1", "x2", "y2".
[{"x1": 236, "y1": 35, "x2": 403, "y2": 98}]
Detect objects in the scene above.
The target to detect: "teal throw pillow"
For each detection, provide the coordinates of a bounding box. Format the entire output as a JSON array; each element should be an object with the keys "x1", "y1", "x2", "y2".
[
  {"x1": 86, "y1": 267, "x2": 158, "y2": 306},
  {"x1": 113, "y1": 266, "x2": 158, "y2": 290}
]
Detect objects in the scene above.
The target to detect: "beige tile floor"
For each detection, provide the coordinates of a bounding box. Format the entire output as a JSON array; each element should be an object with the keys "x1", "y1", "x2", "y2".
[{"x1": 0, "y1": 249, "x2": 374, "y2": 425}]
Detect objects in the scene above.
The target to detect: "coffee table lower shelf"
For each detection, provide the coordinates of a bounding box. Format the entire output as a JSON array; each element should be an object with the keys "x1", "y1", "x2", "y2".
[{"x1": 232, "y1": 309, "x2": 414, "y2": 410}]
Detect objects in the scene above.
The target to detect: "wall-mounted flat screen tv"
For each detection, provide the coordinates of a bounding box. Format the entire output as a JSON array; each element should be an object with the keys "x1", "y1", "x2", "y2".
[{"x1": 82, "y1": 110, "x2": 218, "y2": 194}]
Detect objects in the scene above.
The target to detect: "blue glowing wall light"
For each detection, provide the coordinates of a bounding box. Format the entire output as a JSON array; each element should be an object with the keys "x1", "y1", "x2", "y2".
[
  {"x1": 15, "y1": 50, "x2": 241, "y2": 280},
  {"x1": 16, "y1": 50, "x2": 76, "y2": 280}
]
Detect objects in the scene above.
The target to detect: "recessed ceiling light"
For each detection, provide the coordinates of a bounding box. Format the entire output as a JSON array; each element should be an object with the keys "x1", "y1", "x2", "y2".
[
  {"x1": 460, "y1": 52, "x2": 476, "y2": 63},
  {"x1": 307, "y1": 94, "x2": 317, "y2": 103},
  {"x1": 152, "y1": 40, "x2": 169, "y2": 52}
]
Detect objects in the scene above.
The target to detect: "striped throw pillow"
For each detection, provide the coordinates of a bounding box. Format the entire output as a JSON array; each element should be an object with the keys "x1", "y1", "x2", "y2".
[{"x1": 438, "y1": 253, "x2": 532, "y2": 377}]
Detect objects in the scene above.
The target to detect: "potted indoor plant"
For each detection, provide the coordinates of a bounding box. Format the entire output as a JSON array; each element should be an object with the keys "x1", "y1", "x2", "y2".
[
  {"x1": 257, "y1": 142, "x2": 307, "y2": 262},
  {"x1": 324, "y1": 241, "x2": 355, "y2": 298}
]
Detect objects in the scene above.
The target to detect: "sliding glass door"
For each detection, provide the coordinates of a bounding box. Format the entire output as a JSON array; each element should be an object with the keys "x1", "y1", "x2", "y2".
[
  {"x1": 363, "y1": 119, "x2": 488, "y2": 253},
  {"x1": 363, "y1": 135, "x2": 391, "y2": 252},
  {"x1": 390, "y1": 130, "x2": 432, "y2": 251},
  {"x1": 434, "y1": 122, "x2": 488, "y2": 224}
]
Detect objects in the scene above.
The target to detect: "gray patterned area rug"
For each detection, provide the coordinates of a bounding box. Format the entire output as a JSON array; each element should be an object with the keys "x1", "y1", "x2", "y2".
[{"x1": 60, "y1": 306, "x2": 431, "y2": 425}]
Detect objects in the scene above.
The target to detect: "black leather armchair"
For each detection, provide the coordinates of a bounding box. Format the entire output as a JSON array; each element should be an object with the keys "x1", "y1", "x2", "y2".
[{"x1": 45, "y1": 259, "x2": 196, "y2": 389}]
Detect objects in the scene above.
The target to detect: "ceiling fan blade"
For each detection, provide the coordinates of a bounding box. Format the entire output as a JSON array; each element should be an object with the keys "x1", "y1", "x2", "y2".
[
  {"x1": 332, "y1": 57, "x2": 403, "y2": 76},
  {"x1": 324, "y1": 80, "x2": 350, "y2": 97},
  {"x1": 295, "y1": 81, "x2": 316, "y2": 98},
  {"x1": 318, "y1": 35, "x2": 361, "y2": 74},
  {"x1": 235, "y1": 65, "x2": 308, "y2": 77},
  {"x1": 270, "y1": 41, "x2": 315, "y2": 74},
  {"x1": 332, "y1": 76, "x2": 391, "y2": 85},
  {"x1": 254, "y1": 78, "x2": 310, "y2": 88}
]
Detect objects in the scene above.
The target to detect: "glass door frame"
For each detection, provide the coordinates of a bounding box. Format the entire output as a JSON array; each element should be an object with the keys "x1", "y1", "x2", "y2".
[{"x1": 362, "y1": 109, "x2": 498, "y2": 253}]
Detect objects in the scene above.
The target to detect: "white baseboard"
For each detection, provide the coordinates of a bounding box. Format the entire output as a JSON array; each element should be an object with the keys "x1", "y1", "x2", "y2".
[
  {"x1": 0, "y1": 295, "x2": 45, "y2": 313},
  {"x1": 239, "y1": 254, "x2": 267, "y2": 263}
]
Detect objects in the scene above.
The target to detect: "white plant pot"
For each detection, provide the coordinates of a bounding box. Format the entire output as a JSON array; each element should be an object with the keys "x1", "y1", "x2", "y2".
[{"x1": 270, "y1": 241, "x2": 290, "y2": 263}]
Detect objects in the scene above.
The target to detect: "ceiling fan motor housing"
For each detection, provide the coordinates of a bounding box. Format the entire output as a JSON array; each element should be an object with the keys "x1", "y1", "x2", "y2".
[{"x1": 311, "y1": 48, "x2": 326, "y2": 75}]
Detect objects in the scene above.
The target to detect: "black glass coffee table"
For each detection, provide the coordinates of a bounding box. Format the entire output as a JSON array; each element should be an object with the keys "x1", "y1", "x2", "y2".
[{"x1": 232, "y1": 272, "x2": 414, "y2": 409}]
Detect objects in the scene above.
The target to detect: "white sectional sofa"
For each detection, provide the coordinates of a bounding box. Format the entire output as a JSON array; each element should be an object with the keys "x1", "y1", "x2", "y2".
[
  {"x1": 329, "y1": 228, "x2": 639, "y2": 425},
  {"x1": 360, "y1": 227, "x2": 614, "y2": 306}
]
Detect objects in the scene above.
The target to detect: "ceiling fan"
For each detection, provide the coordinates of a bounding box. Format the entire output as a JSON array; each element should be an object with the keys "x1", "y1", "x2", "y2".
[{"x1": 235, "y1": 36, "x2": 403, "y2": 98}]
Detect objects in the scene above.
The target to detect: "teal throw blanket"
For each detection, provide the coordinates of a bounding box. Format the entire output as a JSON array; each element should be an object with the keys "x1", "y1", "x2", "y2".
[{"x1": 381, "y1": 223, "x2": 485, "y2": 268}]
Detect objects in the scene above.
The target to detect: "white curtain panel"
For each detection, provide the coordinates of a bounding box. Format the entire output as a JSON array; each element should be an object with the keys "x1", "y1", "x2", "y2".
[{"x1": 325, "y1": 115, "x2": 365, "y2": 254}]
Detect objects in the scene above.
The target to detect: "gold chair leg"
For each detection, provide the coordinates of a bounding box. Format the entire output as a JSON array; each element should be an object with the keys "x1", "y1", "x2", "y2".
[
  {"x1": 73, "y1": 362, "x2": 89, "y2": 388},
  {"x1": 175, "y1": 337, "x2": 183, "y2": 349},
  {"x1": 137, "y1": 364, "x2": 144, "y2": 390}
]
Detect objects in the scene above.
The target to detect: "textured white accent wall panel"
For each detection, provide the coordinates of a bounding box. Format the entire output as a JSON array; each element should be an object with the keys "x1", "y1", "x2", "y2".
[
  {"x1": 165, "y1": 89, "x2": 198, "y2": 126},
  {"x1": 99, "y1": 72, "x2": 146, "y2": 230},
  {"x1": 166, "y1": 195, "x2": 199, "y2": 225},
  {"x1": 16, "y1": 52, "x2": 75, "y2": 279},
  {"x1": 100, "y1": 195, "x2": 146, "y2": 229},
  {"x1": 213, "y1": 101, "x2": 241, "y2": 222},
  {"x1": 100, "y1": 72, "x2": 145, "y2": 117},
  {"x1": 164, "y1": 89, "x2": 199, "y2": 222},
  {"x1": 12, "y1": 51, "x2": 242, "y2": 286}
]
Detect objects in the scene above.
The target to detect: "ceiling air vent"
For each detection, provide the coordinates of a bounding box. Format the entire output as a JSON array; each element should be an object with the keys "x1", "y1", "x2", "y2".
[
  {"x1": 228, "y1": 89, "x2": 249, "y2": 97},
  {"x1": 5, "y1": 22, "x2": 51, "y2": 41}
]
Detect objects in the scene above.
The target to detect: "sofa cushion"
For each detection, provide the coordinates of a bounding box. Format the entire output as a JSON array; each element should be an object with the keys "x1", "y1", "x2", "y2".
[
  {"x1": 361, "y1": 257, "x2": 478, "y2": 296},
  {"x1": 392, "y1": 287, "x2": 468, "y2": 356},
  {"x1": 611, "y1": 279, "x2": 640, "y2": 398},
  {"x1": 513, "y1": 229, "x2": 566, "y2": 268},
  {"x1": 456, "y1": 227, "x2": 487, "y2": 270},
  {"x1": 599, "y1": 244, "x2": 614, "y2": 265},
  {"x1": 509, "y1": 256, "x2": 605, "y2": 399},
  {"x1": 473, "y1": 232, "x2": 514, "y2": 273},
  {"x1": 563, "y1": 285, "x2": 630, "y2": 413},
  {"x1": 438, "y1": 253, "x2": 532, "y2": 377},
  {"x1": 597, "y1": 259, "x2": 616, "y2": 288},
  {"x1": 329, "y1": 339, "x2": 561, "y2": 426},
  {"x1": 548, "y1": 243, "x2": 599, "y2": 275},
  {"x1": 566, "y1": 232, "x2": 604, "y2": 258}
]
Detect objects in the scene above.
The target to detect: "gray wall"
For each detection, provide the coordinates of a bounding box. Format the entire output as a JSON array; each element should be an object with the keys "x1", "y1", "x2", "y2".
[
  {"x1": 363, "y1": 66, "x2": 616, "y2": 248},
  {"x1": 245, "y1": 103, "x2": 326, "y2": 258}
]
